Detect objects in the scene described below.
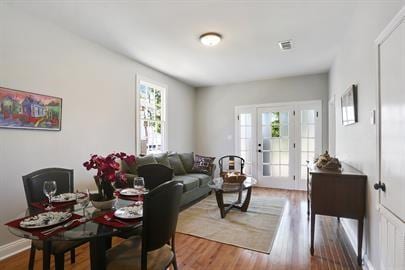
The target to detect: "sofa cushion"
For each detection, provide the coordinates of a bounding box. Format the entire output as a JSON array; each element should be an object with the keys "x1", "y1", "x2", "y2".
[
  {"x1": 179, "y1": 152, "x2": 194, "y2": 173},
  {"x1": 173, "y1": 175, "x2": 199, "y2": 192},
  {"x1": 154, "y1": 152, "x2": 172, "y2": 168},
  {"x1": 168, "y1": 153, "x2": 187, "y2": 175},
  {"x1": 192, "y1": 154, "x2": 216, "y2": 175},
  {"x1": 189, "y1": 173, "x2": 211, "y2": 187},
  {"x1": 122, "y1": 155, "x2": 157, "y2": 175}
]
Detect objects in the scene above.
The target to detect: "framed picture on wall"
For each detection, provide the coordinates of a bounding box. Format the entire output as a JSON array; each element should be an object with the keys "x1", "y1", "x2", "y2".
[
  {"x1": 341, "y1": 84, "x2": 358, "y2": 126},
  {"x1": 0, "y1": 86, "x2": 62, "y2": 130}
]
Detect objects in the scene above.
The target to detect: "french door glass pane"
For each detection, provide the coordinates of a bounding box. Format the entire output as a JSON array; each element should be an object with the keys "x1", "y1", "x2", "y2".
[
  {"x1": 263, "y1": 152, "x2": 270, "y2": 163},
  {"x1": 241, "y1": 126, "x2": 252, "y2": 138},
  {"x1": 240, "y1": 114, "x2": 251, "y2": 125},
  {"x1": 263, "y1": 165, "x2": 270, "y2": 176}
]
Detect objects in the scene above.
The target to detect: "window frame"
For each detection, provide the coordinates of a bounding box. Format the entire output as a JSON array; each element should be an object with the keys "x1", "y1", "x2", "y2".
[{"x1": 135, "y1": 75, "x2": 168, "y2": 155}]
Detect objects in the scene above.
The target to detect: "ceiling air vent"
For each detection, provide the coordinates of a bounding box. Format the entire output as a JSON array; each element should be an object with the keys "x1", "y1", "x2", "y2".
[{"x1": 279, "y1": 40, "x2": 292, "y2": 51}]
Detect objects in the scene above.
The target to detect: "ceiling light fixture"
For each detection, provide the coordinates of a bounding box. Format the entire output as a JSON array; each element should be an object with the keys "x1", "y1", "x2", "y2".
[{"x1": 200, "y1": 32, "x2": 222, "y2": 47}]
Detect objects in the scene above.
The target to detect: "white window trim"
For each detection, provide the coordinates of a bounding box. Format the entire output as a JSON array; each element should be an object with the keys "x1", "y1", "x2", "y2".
[{"x1": 135, "y1": 75, "x2": 168, "y2": 155}]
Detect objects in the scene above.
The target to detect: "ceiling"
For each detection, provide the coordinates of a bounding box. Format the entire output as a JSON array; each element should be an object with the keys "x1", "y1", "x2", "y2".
[{"x1": 4, "y1": 1, "x2": 384, "y2": 87}]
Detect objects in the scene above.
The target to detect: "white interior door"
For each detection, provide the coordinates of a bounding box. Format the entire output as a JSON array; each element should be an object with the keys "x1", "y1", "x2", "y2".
[
  {"x1": 235, "y1": 101, "x2": 322, "y2": 190},
  {"x1": 376, "y1": 9, "x2": 405, "y2": 270},
  {"x1": 379, "y1": 18, "x2": 405, "y2": 222}
]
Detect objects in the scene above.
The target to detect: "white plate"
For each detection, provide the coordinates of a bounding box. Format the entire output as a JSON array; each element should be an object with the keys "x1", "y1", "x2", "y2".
[
  {"x1": 20, "y1": 212, "x2": 72, "y2": 229},
  {"x1": 119, "y1": 188, "x2": 143, "y2": 196},
  {"x1": 52, "y1": 193, "x2": 85, "y2": 203},
  {"x1": 114, "y1": 205, "x2": 143, "y2": 219}
]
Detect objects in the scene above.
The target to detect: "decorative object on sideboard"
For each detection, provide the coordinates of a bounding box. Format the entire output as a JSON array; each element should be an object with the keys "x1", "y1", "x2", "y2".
[
  {"x1": 341, "y1": 84, "x2": 358, "y2": 126},
  {"x1": 314, "y1": 151, "x2": 341, "y2": 171},
  {"x1": 0, "y1": 86, "x2": 62, "y2": 130},
  {"x1": 83, "y1": 152, "x2": 136, "y2": 209}
]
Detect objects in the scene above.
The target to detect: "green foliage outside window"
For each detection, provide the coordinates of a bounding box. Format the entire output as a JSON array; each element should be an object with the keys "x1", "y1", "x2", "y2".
[{"x1": 272, "y1": 112, "x2": 280, "y2": 137}]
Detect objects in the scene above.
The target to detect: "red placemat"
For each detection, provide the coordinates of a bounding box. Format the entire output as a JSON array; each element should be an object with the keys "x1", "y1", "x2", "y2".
[
  {"x1": 5, "y1": 213, "x2": 84, "y2": 240},
  {"x1": 114, "y1": 190, "x2": 144, "y2": 202},
  {"x1": 93, "y1": 211, "x2": 141, "y2": 228},
  {"x1": 31, "y1": 200, "x2": 76, "y2": 211},
  {"x1": 30, "y1": 193, "x2": 88, "y2": 210}
]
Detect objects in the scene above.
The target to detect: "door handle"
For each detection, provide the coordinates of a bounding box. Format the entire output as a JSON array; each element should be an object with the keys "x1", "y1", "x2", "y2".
[
  {"x1": 258, "y1": 144, "x2": 262, "y2": 147},
  {"x1": 373, "y1": 182, "x2": 386, "y2": 192},
  {"x1": 258, "y1": 149, "x2": 262, "y2": 153}
]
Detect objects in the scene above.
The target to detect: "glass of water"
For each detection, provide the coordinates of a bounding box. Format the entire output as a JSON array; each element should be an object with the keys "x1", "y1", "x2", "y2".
[
  {"x1": 76, "y1": 189, "x2": 90, "y2": 217},
  {"x1": 133, "y1": 177, "x2": 145, "y2": 192},
  {"x1": 43, "y1": 181, "x2": 57, "y2": 210}
]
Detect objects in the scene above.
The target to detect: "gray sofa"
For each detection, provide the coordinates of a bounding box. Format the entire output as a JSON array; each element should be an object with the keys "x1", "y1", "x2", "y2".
[{"x1": 121, "y1": 152, "x2": 215, "y2": 207}]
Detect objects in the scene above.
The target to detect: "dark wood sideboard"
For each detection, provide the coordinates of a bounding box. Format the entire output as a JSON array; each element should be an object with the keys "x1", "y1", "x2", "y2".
[{"x1": 306, "y1": 162, "x2": 367, "y2": 266}]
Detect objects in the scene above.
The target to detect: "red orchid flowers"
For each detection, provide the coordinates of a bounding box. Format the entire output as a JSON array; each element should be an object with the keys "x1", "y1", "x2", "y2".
[{"x1": 83, "y1": 152, "x2": 136, "y2": 182}]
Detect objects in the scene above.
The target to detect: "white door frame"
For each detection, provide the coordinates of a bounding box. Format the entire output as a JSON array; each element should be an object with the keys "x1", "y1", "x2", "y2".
[
  {"x1": 328, "y1": 95, "x2": 336, "y2": 157},
  {"x1": 235, "y1": 100, "x2": 323, "y2": 190}
]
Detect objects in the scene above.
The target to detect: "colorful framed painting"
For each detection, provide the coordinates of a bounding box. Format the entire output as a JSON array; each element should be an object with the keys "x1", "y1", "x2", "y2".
[{"x1": 0, "y1": 87, "x2": 62, "y2": 131}]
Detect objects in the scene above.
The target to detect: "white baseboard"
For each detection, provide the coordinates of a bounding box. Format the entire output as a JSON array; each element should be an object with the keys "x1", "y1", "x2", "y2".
[
  {"x1": 340, "y1": 219, "x2": 375, "y2": 270},
  {"x1": 0, "y1": 239, "x2": 31, "y2": 261}
]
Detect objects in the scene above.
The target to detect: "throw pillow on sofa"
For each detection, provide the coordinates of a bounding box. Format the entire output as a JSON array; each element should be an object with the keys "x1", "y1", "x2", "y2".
[
  {"x1": 192, "y1": 154, "x2": 215, "y2": 175},
  {"x1": 122, "y1": 154, "x2": 157, "y2": 175},
  {"x1": 154, "y1": 152, "x2": 172, "y2": 168},
  {"x1": 179, "y1": 152, "x2": 194, "y2": 173},
  {"x1": 168, "y1": 153, "x2": 187, "y2": 175}
]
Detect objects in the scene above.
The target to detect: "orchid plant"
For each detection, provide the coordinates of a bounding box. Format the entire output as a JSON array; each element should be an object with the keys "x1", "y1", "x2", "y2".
[{"x1": 83, "y1": 152, "x2": 136, "y2": 201}]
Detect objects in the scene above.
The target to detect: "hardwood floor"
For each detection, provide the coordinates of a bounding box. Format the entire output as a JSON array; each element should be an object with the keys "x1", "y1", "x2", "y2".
[{"x1": 0, "y1": 188, "x2": 361, "y2": 270}]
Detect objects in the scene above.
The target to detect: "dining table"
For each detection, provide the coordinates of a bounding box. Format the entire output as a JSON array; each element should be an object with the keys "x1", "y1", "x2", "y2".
[{"x1": 6, "y1": 195, "x2": 143, "y2": 270}]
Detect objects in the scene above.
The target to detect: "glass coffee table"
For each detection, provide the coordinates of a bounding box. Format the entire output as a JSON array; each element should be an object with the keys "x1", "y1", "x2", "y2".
[{"x1": 208, "y1": 177, "x2": 257, "y2": 218}]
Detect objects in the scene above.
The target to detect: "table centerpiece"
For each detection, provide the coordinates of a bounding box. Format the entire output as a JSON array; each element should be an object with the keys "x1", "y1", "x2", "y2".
[{"x1": 83, "y1": 152, "x2": 136, "y2": 210}]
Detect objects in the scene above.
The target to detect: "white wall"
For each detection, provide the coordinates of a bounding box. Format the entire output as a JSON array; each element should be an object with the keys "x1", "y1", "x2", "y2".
[
  {"x1": 328, "y1": 2, "x2": 401, "y2": 268},
  {"x1": 195, "y1": 73, "x2": 329, "y2": 160},
  {"x1": 0, "y1": 6, "x2": 195, "y2": 247}
]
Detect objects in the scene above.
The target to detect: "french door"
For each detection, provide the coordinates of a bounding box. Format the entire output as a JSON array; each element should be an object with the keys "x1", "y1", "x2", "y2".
[
  {"x1": 257, "y1": 106, "x2": 295, "y2": 189},
  {"x1": 235, "y1": 101, "x2": 322, "y2": 190}
]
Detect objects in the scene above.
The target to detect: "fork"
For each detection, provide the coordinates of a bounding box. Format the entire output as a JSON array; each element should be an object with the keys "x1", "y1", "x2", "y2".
[
  {"x1": 42, "y1": 218, "x2": 86, "y2": 235},
  {"x1": 103, "y1": 215, "x2": 130, "y2": 226}
]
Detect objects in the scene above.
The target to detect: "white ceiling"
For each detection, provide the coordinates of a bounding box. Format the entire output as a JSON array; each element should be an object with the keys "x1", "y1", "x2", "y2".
[{"x1": 6, "y1": 1, "x2": 378, "y2": 87}]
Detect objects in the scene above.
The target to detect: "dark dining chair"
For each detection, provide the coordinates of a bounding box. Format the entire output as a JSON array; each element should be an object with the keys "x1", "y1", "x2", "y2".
[
  {"x1": 106, "y1": 180, "x2": 183, "y2": 270},
  {"x1": 218, "y1": 155, "x2": 245, "y2": 176},
  {"x1": 22, "y1": 168, "x2": 87, "y2": 270},
  {"x1": 137, "y1": 163, "x2": 174, "y2": 191}
]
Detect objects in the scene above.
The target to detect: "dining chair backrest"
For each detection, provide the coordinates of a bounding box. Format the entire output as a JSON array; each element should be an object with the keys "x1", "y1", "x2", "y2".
[
  {"x1": 137, "y1": 164, "x2": 174, "y2": 191},
  {"x1": 22, "y1": 168, "x2": 74, "y2": 206},
  {"x1": 218, "y1": 155, "x2": 245, "y2": 176},
  {"x1": 142, "y1": 180, "x2": 183, "y2": 254}
]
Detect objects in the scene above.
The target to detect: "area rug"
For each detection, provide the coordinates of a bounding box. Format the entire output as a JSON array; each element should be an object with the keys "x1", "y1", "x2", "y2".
[{"x1": 176, "y1": 192, "x2": 286, "y2": 254}]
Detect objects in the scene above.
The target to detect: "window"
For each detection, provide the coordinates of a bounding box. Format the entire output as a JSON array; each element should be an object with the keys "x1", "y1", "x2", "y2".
[{"x1": 137, "y1": 79, "x2": 167, "y2": 155}]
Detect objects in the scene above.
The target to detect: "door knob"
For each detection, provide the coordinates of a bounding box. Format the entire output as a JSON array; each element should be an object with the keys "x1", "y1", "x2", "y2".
[
  {"x1": 258, "y1": 144, "x2": 262, "y2": 147},
  {"x1": 373, "y1": 182, "x2": 386, "y2": 192},
  {"x1": 258, "y1": 149, "x2": 262, "y2": 153}
]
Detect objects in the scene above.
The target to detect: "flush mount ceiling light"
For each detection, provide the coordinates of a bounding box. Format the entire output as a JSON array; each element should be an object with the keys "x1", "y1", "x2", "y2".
[{"x1": 200, "y1": 32, "x2": 222, "y2": 47}]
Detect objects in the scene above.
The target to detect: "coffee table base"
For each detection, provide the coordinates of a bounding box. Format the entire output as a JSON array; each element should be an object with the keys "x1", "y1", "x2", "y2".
[{"x1": 214, "y1": 186, "x2": 253, "y2": 218}]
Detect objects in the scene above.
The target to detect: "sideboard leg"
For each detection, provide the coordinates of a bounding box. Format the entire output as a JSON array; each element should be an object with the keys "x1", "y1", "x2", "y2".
[
  {"x1": 310, "y1": 212, "x2": 315, "y2": 255},
  {"x1": 357, "y1": 219, "x2": 364, "y2": 266}
]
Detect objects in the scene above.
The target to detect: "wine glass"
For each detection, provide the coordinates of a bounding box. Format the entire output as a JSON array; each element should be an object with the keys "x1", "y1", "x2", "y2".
[
  {"x1": 76, "y1": 189, "x2": 90, "y2": 217},
  {"x1": 43, "y1": 181, "x2": 57, "y2": 210},
  {"x1": 133, "y1": 177, "x2": 145, "y2": 192}
]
